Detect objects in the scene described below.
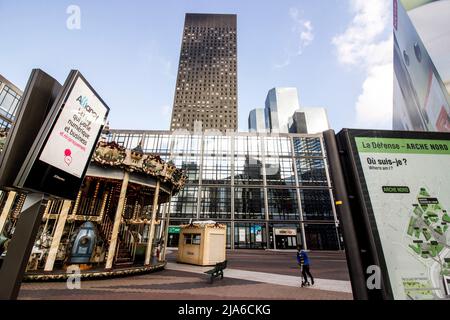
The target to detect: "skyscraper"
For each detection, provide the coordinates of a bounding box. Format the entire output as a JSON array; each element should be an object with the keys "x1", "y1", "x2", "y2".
[
  {"x1": 289, "y1": 107, "x2": 330, "y2": 134},
  {"x1": 265, "y1": 88, "x2": 300, "y2": 133},
  {"x1": 170, "y1": 13, "x2": 238, "y2": 132},
  {"x1": 248, "y1": 108, "x2": 266, "y2": 132}
]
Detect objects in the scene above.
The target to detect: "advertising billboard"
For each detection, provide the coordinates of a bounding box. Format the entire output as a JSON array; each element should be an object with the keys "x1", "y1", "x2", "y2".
[
  {"x1": 14, "y1": 70, "x2": 109, "y2": 200},
  {"x1": 336, "y1": 129, "x2": 450, "y2": 300},
  {"x1": 393, "y1": 0, "x2": 450, "y2": 132},
  {"x1": 38, "y1": 76, "x2": 107, "y2": 178}
]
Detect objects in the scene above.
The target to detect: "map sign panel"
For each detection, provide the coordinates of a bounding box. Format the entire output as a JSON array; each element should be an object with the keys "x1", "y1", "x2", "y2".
[{"x1": 355, "y1": 136, "x2": 450, "y2": 299}]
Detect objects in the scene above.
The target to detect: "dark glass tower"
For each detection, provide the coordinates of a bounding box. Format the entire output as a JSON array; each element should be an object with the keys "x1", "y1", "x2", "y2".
[{"x1": 170, "y1": 13, "x2": 238, "y2": 132}]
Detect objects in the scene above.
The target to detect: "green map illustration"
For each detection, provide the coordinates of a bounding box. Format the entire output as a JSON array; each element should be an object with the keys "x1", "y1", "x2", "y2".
[{"x1": 403, "y1": 188, "x2": 450, "y2": 299}]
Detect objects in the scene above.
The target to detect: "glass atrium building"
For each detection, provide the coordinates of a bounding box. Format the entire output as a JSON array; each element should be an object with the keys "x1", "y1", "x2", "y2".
[
  {"x1": 0, "y1": 74, "x2": 22, "y2": 131},
  {"x1": 107, "y1": 129, "x2": 342, "y2": 251}
]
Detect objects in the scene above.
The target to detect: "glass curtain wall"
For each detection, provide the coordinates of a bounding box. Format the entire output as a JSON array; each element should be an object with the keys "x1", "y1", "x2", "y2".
[{"x1": 107, "y1": 130, "x2": 340, "y2": 250}]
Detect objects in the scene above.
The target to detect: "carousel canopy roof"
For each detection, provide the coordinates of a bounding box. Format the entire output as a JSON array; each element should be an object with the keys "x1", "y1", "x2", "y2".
[{"x1": 91, "y1": 141, "x2": 187, "y2": 193}]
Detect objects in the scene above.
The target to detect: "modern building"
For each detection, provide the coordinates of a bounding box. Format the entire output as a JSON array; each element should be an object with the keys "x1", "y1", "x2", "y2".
[
  {"x1": 265, "y1": 88, "x2": 300, "y2": 133},
  {"x1": 403, "y1": 0, "x2": 450, "y2": 94},
  {"x1": 393, "y1": 0, "x2": 450, "y2": 132},
  {"x1": 107, "y1": 129, "x2": 342, "y2": 251},
  {"x1": 289, "y1": 107, "x2": 330, "y2": 134},
  {"x1": 248, "y1": 108, "x2": 266, "y2": 133},
  {"x1": 0, "y1": 74, "x2": 23, "y2": 131},
  {"x1": 170, "y1": 13, "x2": 238, "y2": 132}
]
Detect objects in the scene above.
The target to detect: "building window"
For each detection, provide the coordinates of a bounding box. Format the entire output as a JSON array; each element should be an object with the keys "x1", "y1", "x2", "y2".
[
  {"x1": 234, "y1": 223, "x2": 267, "y2": 249},
  {"x1": 200, "y1": 186, "x2": 231, "y2": 219},
  {"x1": 0, "y1": 85, "x2": 21, "y2": 120},
  {"x1": 292, "y1": 137, "x2": 323, "y2": 157},
  {"x1": 267, "y1": 188, "x2": 300, "y2": 221},
  {"x1": 304, "y1": 224, "x2": 339, "y2": 250},
  {"x1": 202, "y1": 156, "x2": 231, "y2": 184},
  {"x1": 300, "y1": 189, "x2": 334, "y2": 221},
  {"x1": 295, "y1": 158, "x2": 328, "y2": 186},
  {"x1": 234, "y1": 187, "x2": 265, "y2": 220},
  {"x1": 171, "y1": 186, "x2": 199, "y2": 218},
  {"x1": 265, "y1": 157, "x2": 296, "y2": 186},
  {"x1": 234, "y1": 156, "x2": 263, "y2": 186},
  {"x1": 172, "y1": 155, "x2": 201, "y2": 183}
]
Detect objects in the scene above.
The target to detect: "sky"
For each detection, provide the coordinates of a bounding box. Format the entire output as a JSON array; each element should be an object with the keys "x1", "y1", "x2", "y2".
[{"x1": 0, "y1": 0, "x2": 393, "y2": 132}]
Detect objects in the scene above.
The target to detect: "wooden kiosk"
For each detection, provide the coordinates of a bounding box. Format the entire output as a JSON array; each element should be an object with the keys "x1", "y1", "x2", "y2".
[{"x1": 177, "y1": 221, "x2": 226, "y2": 266}]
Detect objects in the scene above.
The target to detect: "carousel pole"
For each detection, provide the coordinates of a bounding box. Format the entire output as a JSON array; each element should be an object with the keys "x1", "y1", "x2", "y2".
[
  {"x1": 105, "y1": 171, "x2": 129, "y2": 269},
  {"x1": 160, "y1": 187, "x2": 174, "y2": 261},
  {"x1": 44, "y1": 200, "x2": 72, "y2": 271},
  {"x1": 144, "y1": 180, "x2": 160, "y2": 265},
  {"x1": 0, "y1": 191, "x2": 16, "y2": 233},
  {"x1": 97, "y1": 188, "x2": 109, "y2": 222}
]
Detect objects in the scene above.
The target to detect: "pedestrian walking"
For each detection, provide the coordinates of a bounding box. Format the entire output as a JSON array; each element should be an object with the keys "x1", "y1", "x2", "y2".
[{"x1": 296, "y1": 246, "x2": 314, "y2": 287}]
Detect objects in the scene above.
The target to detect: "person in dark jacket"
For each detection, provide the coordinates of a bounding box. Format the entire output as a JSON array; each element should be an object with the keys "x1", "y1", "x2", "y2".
[{"x1": 296, "y1": 246, "x2": 314, "y2": 286}]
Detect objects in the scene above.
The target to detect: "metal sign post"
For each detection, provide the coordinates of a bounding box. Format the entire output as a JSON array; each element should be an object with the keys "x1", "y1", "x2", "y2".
[
  {"x1": 0, "y1": 193, "x2": 45, "y2": 300},
  {"x1": 323, "y1": 129, "x2": 368, "y2": 299}
]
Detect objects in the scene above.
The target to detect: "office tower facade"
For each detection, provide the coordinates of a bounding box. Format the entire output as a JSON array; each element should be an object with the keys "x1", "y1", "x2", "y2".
[
  {"x1": 404, "y1": 0, "x2": 450, "y2": 94},
  {"x1": 248, "y1": 108, "x2": 266, "y2": 132},
  {"x1": 393, "y1": 0, "x2": 450, "y2": 132},
  {"x1": 0, "y1": 74, "x2": 23, "y2": 131},
  {"x1": 108, "y1": 129, "x2": 342, "y2": 251},
  {"x1": 289, "y1": 108, "x2": 330, "y2": 134},
  {"x1": 265, "y1": 88, "x2": 300, "y2": 133},
  {"x1": 170, "y1": 13, "x2": 238, "y2": 132}
]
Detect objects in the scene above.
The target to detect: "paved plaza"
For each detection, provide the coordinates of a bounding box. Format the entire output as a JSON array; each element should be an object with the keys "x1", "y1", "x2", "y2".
[{"x1": 18, "y1": 250, "x2": 352, "y2": 300}]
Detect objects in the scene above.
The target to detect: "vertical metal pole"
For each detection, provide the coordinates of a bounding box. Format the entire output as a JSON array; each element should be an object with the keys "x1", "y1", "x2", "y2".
[
  {"x1": 0, "y1": 192, "x2": 45, "y2": 300},
  {"x1": 44, "y1": 200, "x2": 71, "y2": 271},
  {"x1": 230, "y1": 132, "x2": 235, "y2": 250},
  {"x1": 291, "y1": 135, "x2": 307, "y2": 250},
  {"x1": 161, "y1": 190, "x2": 173, "y2": 261},
  {"x1": 71, "y1": 190, "x2": 82, "y2": 218},
  {"x1": 105, "y1": 171, "x2": 129, "y2": 269},
  {"x1": 322, "y1": 129, "x2": 368, "y2": 300},
  {"x1": 260, "y1": 135, "x2": 270, "y2": 249},
  {"x1": 196, "y1": 133, "x2": 204, "y2": 220},
  {"x1": 320, "y1": 135, "x2": 342, "y2": 251}
]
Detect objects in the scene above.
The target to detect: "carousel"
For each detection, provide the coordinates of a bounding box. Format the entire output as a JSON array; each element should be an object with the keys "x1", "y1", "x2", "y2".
[{"x1": 0, "y1": 140, "x2": 186, "y2": 281}]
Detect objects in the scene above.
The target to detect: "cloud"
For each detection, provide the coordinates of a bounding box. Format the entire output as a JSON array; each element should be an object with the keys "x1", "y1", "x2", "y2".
[
  {"x1": 332, "y1": 0, "x2": 393, "y2": 129},
  {"x1": 355, "y1": 62, "x2": 393, "y2": 128},
  {"x1": 274, "y1": 8, "x2": 314, "y2": 69},
  {"x1": 139, "y1": 40, "x2": 176, "y2": 79},
  {"x1": 290, "y1": 8, "x2": 314, "y2": 54}
]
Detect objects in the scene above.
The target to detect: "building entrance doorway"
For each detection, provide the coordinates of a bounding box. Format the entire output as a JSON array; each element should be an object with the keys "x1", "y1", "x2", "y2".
[
  {"x1": 274, "y1": 228, "x2": 298, "y2": 249},
  {"x1": 167, "y1": 226, "x2": 181, "y2": 247}
]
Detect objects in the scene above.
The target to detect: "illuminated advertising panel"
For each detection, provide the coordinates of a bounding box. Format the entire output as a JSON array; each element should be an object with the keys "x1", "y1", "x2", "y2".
[
  {"x1": 393, "y1": 0, "x2": 450, "y2": 132},
  {"x1": 14, "y1": 70, "x2": 109, "y2": 200},
  {"x1": 39, "y1": 76, "x2": 107, "y2": 178}
]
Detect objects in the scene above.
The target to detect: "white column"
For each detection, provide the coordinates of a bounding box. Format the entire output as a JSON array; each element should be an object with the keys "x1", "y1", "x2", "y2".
[
  {"x1": 144, "y1": 180, "x2": 160, "y2": 265},
  {"x1": 44, "y1": 200, "x2": 72, "y2": 271},
  {"x1": 105, "y1": 171, "x2": 129, "y2": 269}
]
